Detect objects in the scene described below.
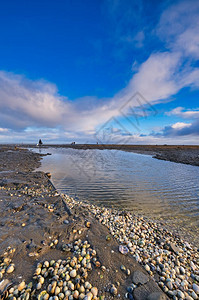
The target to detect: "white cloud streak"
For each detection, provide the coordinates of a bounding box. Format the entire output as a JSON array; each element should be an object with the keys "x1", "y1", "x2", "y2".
[
  {"x1": 157, "y1": 0, "x2": 199, "y2": 59},
  {"x1": 167, "y1": 107, "x2": 199, "y2": 119}
]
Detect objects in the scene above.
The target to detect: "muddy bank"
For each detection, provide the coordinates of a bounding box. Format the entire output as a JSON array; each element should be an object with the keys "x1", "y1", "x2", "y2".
[
  {"x1": 21, "y1": 144, "x2": 199, "y2": 167},
  {"x1": 0, "y1": 146, "x2": 167, "y2": 300}
]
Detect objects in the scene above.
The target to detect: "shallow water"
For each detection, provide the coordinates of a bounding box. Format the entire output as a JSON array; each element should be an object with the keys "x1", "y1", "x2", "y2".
[{"x1": 35, "y1": 147, "x2": 199, "y2": 246}]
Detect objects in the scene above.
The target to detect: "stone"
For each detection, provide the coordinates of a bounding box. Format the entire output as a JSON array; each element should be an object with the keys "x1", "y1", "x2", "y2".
[
  {"x1": 91, "y1": 287, "x2": 98, "y2": 297},
  {"x1": 18, "y1": 281, "x2": 26, "y2": 291},
  {"x1": 6, "y1": 265, "x2": 15, "y2": 273},
  {"x1": 132, "y1": 270, "x2": 149, "y2": 285},
  {"x1": 185, "y1": 295, "x2": 194, "y2": 300},
  {"x1": 191, "y1": 291, "x2": 198, "y2": 299},
  {"x1": 177, "y1": 290, "x2": 185, "y2": 299},
  {"x1": 170, "y1": 243, "x2": 180, "y2": 254},
  {"x1": 180, "y1": 266, "x2": 185, "y2": 274},
  {"x1": 193, "y1": 283, "x2": 199, "y2": 295},
  {"x1": 119, "y1": 245, "x2": 129, "y2": 255},
  {"x1": 70, "y1": 269, "x2": 77, "y2": 278},
  {"x1": 166, "y1": 281, "x2": 173, "y2": 290},
  {"x1": 147, "y1": 292, "x2": 167, "y2": 300},
  {"x1": 110, "y1": 285, "x2": 118, "y2": 296}
]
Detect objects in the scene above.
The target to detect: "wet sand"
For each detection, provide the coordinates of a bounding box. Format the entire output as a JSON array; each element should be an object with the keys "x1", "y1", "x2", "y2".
[{"x1": 0, "y1": 146, "x2": 167, "y2": 299}]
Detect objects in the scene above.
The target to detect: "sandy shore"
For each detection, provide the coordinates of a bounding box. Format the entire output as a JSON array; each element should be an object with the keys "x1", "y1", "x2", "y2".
[{"x1": 0, "y1": 146, "x2": 199, "y2": 300}]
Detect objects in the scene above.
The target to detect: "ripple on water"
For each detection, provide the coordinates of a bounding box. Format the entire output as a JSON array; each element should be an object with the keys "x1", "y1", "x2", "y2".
[{"x1": 35, "y1": 147, "x2": 199, "y2": 247}]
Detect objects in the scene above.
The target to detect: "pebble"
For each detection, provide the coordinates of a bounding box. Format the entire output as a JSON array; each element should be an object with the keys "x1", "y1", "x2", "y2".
[
  {"x1": 191, "y1": 291, "x2": 198, "y2": 299},
  {"x1": 119, "y1": 245, "x2": 129, "y2": 255},
  {"x1": 4, "y1": 239, "x2": 99, "y2": 300},
  {"x1": 18, "y1": 281, "x2": 26, "y2": 291},
  {"x1": 91, "y1": 287, "x2": 98, "y2": 297},
  {"x1": 110, "y1": 285, "x2": 118, "y2": 296},
  {"x1": 6, "y1": 264, "x2": 15, "y2": 273},
  {"x1": 70, "y1": 269, "x2": 77, "y2": 278},
  {"x1": 193, "y1": 283, "x2": 199, "y2": 294},
  {"x1": 177, "y1": 290, "x2": 185, "y2": 299}
]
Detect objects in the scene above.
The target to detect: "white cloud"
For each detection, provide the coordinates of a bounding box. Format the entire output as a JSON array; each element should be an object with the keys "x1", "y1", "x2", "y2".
[
  {"x1": 171, "y1": 122, "x2": 191, "y2": 129},
  {"x1": 157, "y1": 0, "x2": 199, "y2": 59},
  {"x1": 128, "y1": 52, "x2": 181, "y2": 102},
  {"x1": 0, "y1": 128, "x2": 9, "y2": 132},
  {"x1": 167, "y1": 107, "x2": 199, "y2": 119}
]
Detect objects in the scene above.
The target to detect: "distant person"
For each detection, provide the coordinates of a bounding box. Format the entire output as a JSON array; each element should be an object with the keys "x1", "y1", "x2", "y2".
[{"x1": 38, "y1": 139, "x2": 43, "y2": 146}]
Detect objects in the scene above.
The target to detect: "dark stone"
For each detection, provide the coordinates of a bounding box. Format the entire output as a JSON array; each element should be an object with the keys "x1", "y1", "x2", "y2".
[
  {"x1": 128, "y1": 293, "x2": 135, "y2": 300},
  {"x1": 132, "y1": 270, "x2": 149, "y2": 285},
  {"x1": 147, "y1": 292, "x2": 167, "y2": 300},
  {"x1": 133, "y1": 280, "x2": 168, "y2": 300}
]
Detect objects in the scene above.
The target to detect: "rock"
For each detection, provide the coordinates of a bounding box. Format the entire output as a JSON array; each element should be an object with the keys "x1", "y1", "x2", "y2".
[
  {"x1": 18, "y1": 281, "x2": 26, "y2": 291},
  {"x1": 0, "y1": 279, "x2": 10, "y2": 294},
  {"x1": 6, "y1": 265, "x2": 15, "y2": 273},
  {"x1": 132, "y1": 270, "x2": 149, "y2": 285},
  {"x1": 180, "y1": 266, "x2": 185, "y2": 274},
  {"x1": 145, "y1": 265, "x2": 150, "y2": 272},
  {"x1": 185, "y1": 295, "x2": 194, "y2": 300},
  {"x1": 110, "y1": 285, "x2": 118, "y2": 296},
  {"x1": 190, "y1": 261, "x2": 196, "y2": 271},
  {"x1": 177, "y1": 290, "x2": 185, "y2": 299},
  {"x1": 166, "y1": 281, "x2": 173, "y2": 290},
  {"x1": 128, "y1": 293, "x2": 135, "y2": 300},
  {"x1": 91, "y1": 287, "x2": 98, "y2": 297},
  {"x1": 193, "y1": 283, "x2": 199, "y2": 295},
  {"x1": 70, "y1": 269, "x2": 77, "y2": 278},
  {"x1": 119, "y1": 245, "x2": 129, "y2": 255},
  {"x1": 170, "y1": 243, "x2": 180, "y2": 254},
  {"x1": 191, "y1": 291, "x2": 198, "y2": 299},
  {"x1": 126, "y1": 269, "x2": 131, "y2": 276},
  {"x1": 120, "y1": 265, "x2": 126, "y2": 271},
  {"x1": 73, "y1": 290, "x2": 79, "y2": 299},
  {"x1": 147, "y1": 292, "x2": 167, "y2": 300}
]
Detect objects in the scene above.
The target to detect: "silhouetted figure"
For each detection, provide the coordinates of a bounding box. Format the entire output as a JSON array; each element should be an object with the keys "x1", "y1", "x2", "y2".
[{"x1": 38, "y1": 139, "x2": 43, "y2": 146}]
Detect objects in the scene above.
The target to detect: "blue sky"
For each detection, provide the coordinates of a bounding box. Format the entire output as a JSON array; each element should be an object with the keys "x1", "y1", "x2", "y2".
[{"x1": 0, "y1": 0, "x2": 199, "y2": 144}]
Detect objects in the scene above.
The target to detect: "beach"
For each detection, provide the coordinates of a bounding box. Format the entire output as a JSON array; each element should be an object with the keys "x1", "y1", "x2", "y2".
[{"x1": 0, "y1": 146, "x2": 199, "y2": 300}]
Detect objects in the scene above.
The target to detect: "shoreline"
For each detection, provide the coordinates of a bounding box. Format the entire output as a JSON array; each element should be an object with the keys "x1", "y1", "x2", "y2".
[
  {"x1": 0, "y1": 146, "x2": 199, "y2": 300},
  {"x1": 21, "y1": 144, "x2": 199, "y2": 167}
]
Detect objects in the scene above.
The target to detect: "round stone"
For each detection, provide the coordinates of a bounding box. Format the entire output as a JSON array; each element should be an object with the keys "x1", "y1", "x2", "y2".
[{"x1": 70, "y1": 269, "x2": 77, "y2": 278}]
